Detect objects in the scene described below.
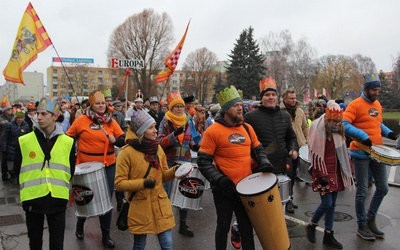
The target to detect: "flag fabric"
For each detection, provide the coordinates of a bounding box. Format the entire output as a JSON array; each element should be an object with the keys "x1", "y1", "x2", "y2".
[
  {"x1": 116, "y1": 68, "x2": 131, "y2": 100},
  {"x1": 3, "y1": 3, "x2": 52, "y2": 84},
  {"x1": 322, "y1": 88, "x2": 329, "y2": 99},
  {"x1": 314, "y1": 88, "x2": 319, "y2": 99},
  {"x1": 156, "y1": 21, "x2": 190, "y2": 83}
]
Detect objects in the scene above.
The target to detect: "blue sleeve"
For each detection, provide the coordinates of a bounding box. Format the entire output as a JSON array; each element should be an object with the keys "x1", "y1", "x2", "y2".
[
  {"x1": 343, "y1": 120, "x2": 369, "y2": 141},
  {"x1": 380, "y1": 123, "x2": 393, "y2": 137}
]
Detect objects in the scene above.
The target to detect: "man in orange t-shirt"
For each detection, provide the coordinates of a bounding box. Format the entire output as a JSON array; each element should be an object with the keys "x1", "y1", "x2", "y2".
[{"x1": 197, "y1": 86, "x2": 272, "y2": 250}]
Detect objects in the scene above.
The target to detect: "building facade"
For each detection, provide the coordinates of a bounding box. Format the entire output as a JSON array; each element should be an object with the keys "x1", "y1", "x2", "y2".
[{"x1": 0, "y1": 71, "x2": 44, "y2": 103}]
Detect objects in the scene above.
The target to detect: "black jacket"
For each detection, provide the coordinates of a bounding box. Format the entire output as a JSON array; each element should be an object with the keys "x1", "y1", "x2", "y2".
[{"x1": 244, "y1": 105, "x2": 298, "y2": 174}]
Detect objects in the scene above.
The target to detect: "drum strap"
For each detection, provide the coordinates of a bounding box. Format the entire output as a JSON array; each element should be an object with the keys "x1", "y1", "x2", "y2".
[
  {"x1": 80, "y1": 151, "x2": 115, "y2": 156},
  {"x1": 127, "y1": 163, "x2": 152, "y2": 202},
  {"x1": 242, "y1": 123, "x2": 260, "y2": 165}
]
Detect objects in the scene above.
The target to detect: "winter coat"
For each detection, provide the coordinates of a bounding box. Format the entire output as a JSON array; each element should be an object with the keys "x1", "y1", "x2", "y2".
[
  {"x1": 115, "y1": 129, "x2": 176, "y2": 235},
  {"x1": 311, "y1": 138, "x2": 345, "y2": 194},
  {"x1": 280, "y1": 101, "x2": 308, "y2": 147},
  {"x1": 1, "y1": 120, "x2": 30, "y2": 161},
  {"x1": 244, "y1": 105, "x2": 298, "y2": 174}
]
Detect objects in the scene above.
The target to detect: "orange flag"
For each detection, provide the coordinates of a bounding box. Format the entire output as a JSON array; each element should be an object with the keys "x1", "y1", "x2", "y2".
[
  {"x1": 156, "y1": 20, "x2": 190, "y2": 83},
  {"x1": 3, "y1": 2, "x2": 52, "y2": 85}
]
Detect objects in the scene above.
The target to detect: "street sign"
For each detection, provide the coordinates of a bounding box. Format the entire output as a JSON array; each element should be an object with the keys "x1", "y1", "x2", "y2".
[{"x1": 110, "y1": 58, "x2": 144, "y2": 69}]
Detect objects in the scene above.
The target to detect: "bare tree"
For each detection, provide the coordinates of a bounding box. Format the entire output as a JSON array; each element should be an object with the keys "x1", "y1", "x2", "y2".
[
  {"x1": 352, "y1": 54, "x2": 376, "y2": 74},
  {"x1": 107, "y1": 9, "x2": 174, "y2": 99},
  {"x1": 182, "y1": 48, "x2": 218, "y2": 105}
]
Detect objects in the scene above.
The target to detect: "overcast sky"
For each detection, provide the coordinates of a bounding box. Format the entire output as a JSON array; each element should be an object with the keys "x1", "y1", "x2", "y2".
[{"x1": 1, "y1": 0, "x2": 400, "y2": 86}]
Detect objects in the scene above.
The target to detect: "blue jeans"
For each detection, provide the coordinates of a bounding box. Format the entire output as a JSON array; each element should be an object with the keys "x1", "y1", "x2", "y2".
[
  {"x1": 353, "y1": 158, "x2": 389, "y2": 226},
  {"x1": 133, "y1": 230, "x2": 173, "y2": 250},
  {"x1": 311, "y1": 192, "x2": 338, "y2": 231}
]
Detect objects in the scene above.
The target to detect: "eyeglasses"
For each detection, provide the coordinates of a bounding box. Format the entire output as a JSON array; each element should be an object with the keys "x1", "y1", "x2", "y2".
[{"x1": 174, "y1": 105, "x2": 185, "y2": 109}]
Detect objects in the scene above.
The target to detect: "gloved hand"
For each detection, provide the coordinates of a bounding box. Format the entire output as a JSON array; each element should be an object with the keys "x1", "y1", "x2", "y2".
[
  {"x1": 173, "y1": 126, "x2": 184, "y2": 137},
  {"x1": 361, "y1": 138, "x2": 372, "y2": 147},
  {"x1": 388, "y1": 132, "x2": 397, "y2": 140},
  {"x1": 217, "y1": 176, "x2": 237, "y2": 200},
  {"x1": 253, "y1": 162, "x2": 274, "y2": 173},
  {"x1": 173, "y1": 162, "x2": 183, "y2": 173},
  {"x1": 144, "y1": 179, "x2": 156, "y2": 189},
  {"x1": 318, "y1": 177, "x2": 329, "y2": 186}
]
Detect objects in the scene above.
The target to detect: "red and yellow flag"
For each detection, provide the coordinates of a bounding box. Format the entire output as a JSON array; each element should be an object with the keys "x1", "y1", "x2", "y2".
[
  {"x1": 156, "y1": 20, "x2": 190, "y2": 83},
  {"x1": 3, "y1": 2, "x2": 52, "y2": 85}
]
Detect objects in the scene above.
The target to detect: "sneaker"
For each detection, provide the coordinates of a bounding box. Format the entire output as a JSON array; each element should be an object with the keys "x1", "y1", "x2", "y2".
[
  {"x1": 305, "y1": 224, "x2": 316, "y2": 243},
  {"x1": 357, "y1": 225, "x2": 376, "y2": 241},
  {"x1": 367, "y1": 219, "x2": 385, "y2": 238},
  {"x1": 285, "y1": 201, "x2": 295, "y2": 214},
  {"x1": 230, "y1": 221, "x2": 241, "y2": 249}
]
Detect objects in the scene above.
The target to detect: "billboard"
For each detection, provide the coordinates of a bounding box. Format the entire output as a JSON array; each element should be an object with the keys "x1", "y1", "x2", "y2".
[{"x1": 52, "y1": 57, "x2": 94, "y2": 64}]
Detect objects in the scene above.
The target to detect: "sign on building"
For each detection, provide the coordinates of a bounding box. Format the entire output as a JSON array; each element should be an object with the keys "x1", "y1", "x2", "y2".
[{"x1": 110, "y1": 58, "x2": 144, "y2": 69}]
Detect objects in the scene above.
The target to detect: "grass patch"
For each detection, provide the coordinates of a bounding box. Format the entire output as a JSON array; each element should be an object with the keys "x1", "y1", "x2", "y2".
[{"x1": 383, "y1": 112, "x2": 400, "y2": 119}]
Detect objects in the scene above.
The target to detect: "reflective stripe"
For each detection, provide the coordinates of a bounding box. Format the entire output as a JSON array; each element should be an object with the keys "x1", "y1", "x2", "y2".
[
  {"x1": 20, "y1": 162, "x2": 70, "y2": 173},
  {"x1": 20, "y1": 177, "x2": 69, "y2": 189}
]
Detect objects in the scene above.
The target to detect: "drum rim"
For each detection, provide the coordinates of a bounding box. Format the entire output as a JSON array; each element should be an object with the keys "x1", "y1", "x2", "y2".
[
  {"x1": 371, "y1": 145, "x2": 400, "y2": 159},
  {"x1": 74, "y1": 161, "x2": 104, "y2": 175},
  {"x1": 175, "y1": 163, "x2": 194, "y2": 179},
  {"x1": 237, "y1": 178, "x2": 278, "y2": 197}
]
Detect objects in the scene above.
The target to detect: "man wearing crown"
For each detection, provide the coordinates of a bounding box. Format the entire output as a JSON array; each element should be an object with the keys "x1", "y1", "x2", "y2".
[
  {"x1": 14, "y1": 98, "x2": 76, "y2": 249},
  {"x1": 343, "y1": 73, "x2": 397, "y2": 241}
]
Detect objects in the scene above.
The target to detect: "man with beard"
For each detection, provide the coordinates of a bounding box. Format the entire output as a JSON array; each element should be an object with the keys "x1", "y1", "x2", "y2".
[
  {"x1": 280, "y1": 88, "x2": 308, "y2": 213},
  {"x1": 197, "y1": 85, "x2": 273, "y2": 250},
  {"x1": 343, "y1": 73, "x2": 397, "y2": 241}
]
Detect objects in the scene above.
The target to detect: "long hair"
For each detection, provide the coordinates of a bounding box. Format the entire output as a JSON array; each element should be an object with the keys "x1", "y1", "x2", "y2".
[{"x1": 324, "y1": 120, "x2": 345, "y2": 141}]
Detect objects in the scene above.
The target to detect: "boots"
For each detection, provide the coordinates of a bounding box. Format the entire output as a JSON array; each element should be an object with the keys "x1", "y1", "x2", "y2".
[
  {"x1": 102, "y1": 231, "x2": 115, "y2": 248},
  {"x1": 367, "y1": 218, "x2": 385, "y2": 238},
  {"x1": 323, "y1": 230, "x2": 343, "y2": 249},
  {"x1": 179, "y1": 221, "x2": 194, "y2": 237},
  {"x1": 305, "y1": 223, "x2": 317, "y2": 243},
  {"x1": 75, "y1": 219, "x2": 84, "y2": 239}
]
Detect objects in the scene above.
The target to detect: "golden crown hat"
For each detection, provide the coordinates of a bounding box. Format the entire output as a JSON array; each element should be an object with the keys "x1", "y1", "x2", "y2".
[
  {"x1": 101, "y1": 88, "x2": 112, "y2": 98},
  {"x1": 89, "y1": 91, "x2": 105, "y2": 106},
  {"x1": 1, "y1": 95, "x2": 11, "y2": 110},
  {"x1": 216, "y1": 85, "x2": 242, "y2": 111},
  {"x1": 259, "y1": 77, "x2": 277, "y2": 92},
  {"x1": 38, "y1": 98, "x2": 60, "y2": 114},
  {"x1": 325, "y1": 100, "x2": 343, "y2": 120},
  {"x1": 167, "y1": 91, "x2": 182, "y2": 104}
]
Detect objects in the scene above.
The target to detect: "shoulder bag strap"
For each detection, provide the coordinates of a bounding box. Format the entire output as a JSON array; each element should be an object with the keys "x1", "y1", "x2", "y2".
[{"x1": 127, "y1": 163, "x2": 152, "y2": 202}]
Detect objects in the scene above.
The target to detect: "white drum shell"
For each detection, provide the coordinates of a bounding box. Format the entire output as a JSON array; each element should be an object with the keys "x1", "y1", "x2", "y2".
[
  {"x1": 170, "y1": 165, "x2": 210, "y2": 210},
  {"x1": 298, "y1": 145, "x2": 312, "y2": 183},
  {"x1": 72, "y1": 162, "x2": 112, "y2": 218},
  {"x1": 277, "y1": 175, "x2": 291, "y2": 203}
]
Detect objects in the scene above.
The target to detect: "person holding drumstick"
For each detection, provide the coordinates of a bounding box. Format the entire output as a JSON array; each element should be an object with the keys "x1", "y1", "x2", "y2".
[
  {"x1": 343, "y1": 72, "x2": 398, "y2": 241},
  {"x1": 305, "y1": 100, "x2": 353, "y2": 249},
  {"x1": 14, "y1": 98, "x2": 76, "y2": 250},
  {"x1": 197, "y1": 85, "x2": 273, "y2": 250},
  {"x1": 115, "y1": 108, "x2": 180, "y2": 249},
  {"x1": 67, "y1": 91, "x2": 125, "y2": 248},
  {"x1": 158, "y1": 91, "x2": 201, "y2": 237}
]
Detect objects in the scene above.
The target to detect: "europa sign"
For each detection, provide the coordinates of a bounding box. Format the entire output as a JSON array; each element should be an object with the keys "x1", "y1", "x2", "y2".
[{"x1": 110, "y1": 58, "x2": 144, "y2": 69}]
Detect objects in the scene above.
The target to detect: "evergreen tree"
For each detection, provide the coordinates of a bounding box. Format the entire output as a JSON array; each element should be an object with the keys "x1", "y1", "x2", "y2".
[
  {"x1": 226, "y1": 27, "x2": 266, "y2": 99},
  {"x1": 212, "y1": 72, "x2": 227, "y2": 103}
]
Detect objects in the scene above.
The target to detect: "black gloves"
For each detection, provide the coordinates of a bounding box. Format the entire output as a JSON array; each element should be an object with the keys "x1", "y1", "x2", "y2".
[
  {"x1": 173, "y1": 162, "x2": 183, "y2": 173},
  {"x1": 318, "y1": 177, "x2": 329, "y2": 186},
  {"x1": 173, "y1": 126, "x2": 184, "y2": 136},
  {"x1": 253, "y1": 162, "x2": 274, "y2": 173},
  {"x1": 144, "y1": 179, "x2": 156, "y2": 189},
  {"x1": 361, "y1": 138, "x2": 372, "y2": 147},
  {"x1": 388, "y1": 132, "x2": 397, "y2": 140},
  {"x1": 217, "y1": 176, "x2": 237, "y2": 200}
]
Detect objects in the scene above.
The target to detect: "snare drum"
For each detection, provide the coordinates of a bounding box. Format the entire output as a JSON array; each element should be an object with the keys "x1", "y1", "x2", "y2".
[
  {"x1": 298, "y1": 145, "x2": 312, "y2": 183},
  {"x1": 236, "y1": 173, "x2": 290, "y2": 250},
  {"x1": 175, "y1": 163, "x2": 194, "y2": 180},
  {"x1": 71, "y1": 162, "x2": 112, "y2": 218},
  {"x1": 370, "y1": 145, "x2": 400, "y2": 166},
  {"x1": 277, "y1": 174, "x2": 291, "y2": 203},
  {"x1": 170, "y1": 163, "x2": 210, "y2": 210}
]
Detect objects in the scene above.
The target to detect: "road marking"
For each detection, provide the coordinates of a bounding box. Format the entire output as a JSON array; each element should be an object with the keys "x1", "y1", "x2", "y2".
[{"x1": 284, "y1": 215, "x2": 324, "y2": 232}]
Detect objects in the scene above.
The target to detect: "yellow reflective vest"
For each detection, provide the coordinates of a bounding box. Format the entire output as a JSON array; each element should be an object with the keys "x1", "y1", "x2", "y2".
[{"x1": 18, "y1": 132, "x2": 74, "y2": 202}]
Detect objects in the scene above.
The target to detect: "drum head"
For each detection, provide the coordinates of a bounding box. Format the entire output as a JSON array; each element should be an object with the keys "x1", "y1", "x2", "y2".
[
  {"x1": 372, "y1": 145, "x2": 400, "y2": 159},
  {"x1": 75, "y1": 162, "x2": 104, "y2": 175},
  {"x1": 236, "y1": 173, "x2": 277, "y2": 196},
  {"x1": 299, "y1": 145, "x2": 309, "y2": 162},
  {"x1": 175, "y1": 163, "x2": 194, "y2": 179},
  {"x1": 277, "y1": 174, "x2": 290, "y2": 183}
]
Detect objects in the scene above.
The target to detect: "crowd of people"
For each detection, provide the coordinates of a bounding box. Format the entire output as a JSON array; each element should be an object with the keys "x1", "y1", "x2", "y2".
[{"x1": 1, "y1": 71, "x2": 399, "y2": 249}]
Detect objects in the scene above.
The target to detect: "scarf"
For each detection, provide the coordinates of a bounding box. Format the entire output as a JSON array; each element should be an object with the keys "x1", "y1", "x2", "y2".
[
  {"x1": 165, "y1": 111, "x2": 188, "y2": 144},
  {"x1": 284, "y1": 103, "x2": 297, "y2": 120},
  {"x1": 128, "y1": 138, "x2": 160, "y2": 169},
  {"x1": 308, "y1": 114, "x2": 353, "y2": 188},
  {"x1": 85, "y1": 109, "x2": 111, "y2": 124}
]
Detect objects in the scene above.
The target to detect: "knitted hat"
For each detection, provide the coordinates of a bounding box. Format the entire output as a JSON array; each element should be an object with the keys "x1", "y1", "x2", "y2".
[
  {"x1": 216, "y1": 86, "x2": 242, "y2": 112},
  {"x1": 167, "y1": 92, "x2": 185, "y2": 110},
  {"x1": 259, "y1": 77, "x2": 277, "y2": 97},
  {"x1": 363, "y1": 72, "x2": 381, "y2": 91},
  {"x1": 89, "y1": 91, "x2": 105, "y2": 106},
  {"x1": 101, "y1": 88, "x2": 112, "y2": 99},
  {"x1": 26, "y1": 102, "x2": 36, "y2": 111},
  {"x1": 37, "y1": 98, "x2": 60, "y2": 114},
  {"x1": 1, "y1": 96, "x2": 12, "y2": 111},
  {"x1": 325, "y1": 100, "x2": 343, "y2": 120},
  {"x1": 15, "y1": 109, "x2": 25, "y2": 118},
  {"x1": 130, "y1": 109, "x2": 156, "y2": 137},
  {"x1": 183, "y1": 95, "x2": 195, "y2": 104}
]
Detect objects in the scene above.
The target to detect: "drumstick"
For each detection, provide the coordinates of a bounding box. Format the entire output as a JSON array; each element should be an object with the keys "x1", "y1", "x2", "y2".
[{"x1": 96, "y1": 120, "x2": 109, "y2": 138}]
